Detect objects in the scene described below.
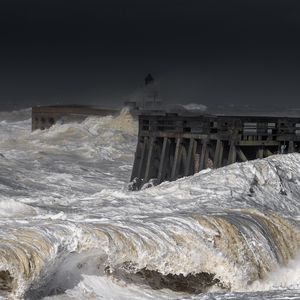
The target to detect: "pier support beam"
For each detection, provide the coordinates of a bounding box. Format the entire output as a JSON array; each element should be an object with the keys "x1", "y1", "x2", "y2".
[
  {"x1": 144, "y1": 137, "x2": 155, "y2": 182},
  {"x1": 199, "y1": 139, "x2": 208, "y2": 170},
  {"x1": 137, "y1": 137, "x2": 148, "y2": 179},
  {"x1": 257, "y1": 147, "x2": 264, "y2": 159},
  {"x1": 288, "y1": 141, "x2": 295, "y2": 153},
  {"x1": 236, "y1": 147, "x2": 247, "y2": 162},
  {"x1": 228, "y1": 141, "x2": 237, "y2": 164},
  {"x1": 171, "y1": 138, "x2": 182, "y2": 180},
  {"x1": 158, "y1": 137, "x2": 169, "y2": 182},
  {"x1": 184, "y1": 138, "x2": 194, "y2": 176},
  {"x1": 213, "y1": 139, "x2": 223, "y2": 168}
]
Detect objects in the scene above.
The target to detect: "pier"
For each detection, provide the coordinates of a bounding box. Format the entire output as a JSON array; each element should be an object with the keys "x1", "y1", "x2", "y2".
[
  {"x1": 32, "y1": 105, "x2": 117, "y2": 131},
  {"x1": 130, "y1": 111, "x2": 300, "y2": 189}
]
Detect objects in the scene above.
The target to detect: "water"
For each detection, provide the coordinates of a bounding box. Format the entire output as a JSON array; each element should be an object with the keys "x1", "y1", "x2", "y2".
[{"x1": 0, "y1": 108, "x2": 300, "y2": 299}]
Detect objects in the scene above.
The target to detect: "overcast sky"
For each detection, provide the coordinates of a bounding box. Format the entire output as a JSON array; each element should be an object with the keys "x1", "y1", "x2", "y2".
[{"x1": 1, "y1": 0, "x2": 300, "y2": 109}]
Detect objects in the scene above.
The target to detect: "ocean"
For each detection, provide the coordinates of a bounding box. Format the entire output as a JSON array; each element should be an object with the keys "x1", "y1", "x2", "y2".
[{"x1": 0, "y1": 108, "x2": 300, "y2": 299}]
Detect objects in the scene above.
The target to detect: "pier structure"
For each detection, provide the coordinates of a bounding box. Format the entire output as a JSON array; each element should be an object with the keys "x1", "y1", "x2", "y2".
[
  {"x1": 32, "y1": 105, "x2": 117, "y2": 131},
  {"x1": 130, "y1": 112, "x2": 300, "y2": 189}
]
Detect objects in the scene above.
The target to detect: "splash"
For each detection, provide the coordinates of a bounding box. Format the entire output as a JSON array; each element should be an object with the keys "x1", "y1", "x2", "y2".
[{"x1": 0, "y1": 109, "x2": 300, "y2": 299}]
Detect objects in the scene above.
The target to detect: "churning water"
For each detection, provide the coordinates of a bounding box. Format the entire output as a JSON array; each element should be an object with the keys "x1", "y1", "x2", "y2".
[{"x1": 1, "y1": 109, "x2": 300, "y2": 299}]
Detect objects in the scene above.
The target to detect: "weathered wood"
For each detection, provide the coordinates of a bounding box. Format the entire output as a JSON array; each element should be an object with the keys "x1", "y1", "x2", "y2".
[
  {"x1": 171, "y1": 138, "x2": 182, "y2": 180},
  {"x1": 131, "y1": 112, "x2": 300, "y2": 188},
  {"x1": 213, "y1": 140, "x2": 222, "y2": 168},
  {"x1": 218, "y1": 140, "x2": 224, "y2": 167},
  {"x1": 257, "y1": 148, "x2": 264, "y2": 159},
  {"x1": 137, "y1": 136, "x2": 148, "y2": 179},
  {"x1": 180, "y1": 145, "x2": 187, "y2": 177},
  {"x1": 158, "y1": 137, "x2": 168, "y2": 182},
  {"x1": 199, "y1": 139, "x2": 208, "y2": 170},
  {"x1": 144, "y1": 137, "x2": 155, "y2": 182},
  {"x1": 236, "y1": 147, "x2": 247, "y2": 162},
  {"x1": 288, "y1": 141, "x2": 295, "y2": 153},
  {"x1": 184, "y1": 138, "x2": 194, "y2": 176},
  {"x1": 228, "y1": 141, "x2": 237, "y2": 164}
]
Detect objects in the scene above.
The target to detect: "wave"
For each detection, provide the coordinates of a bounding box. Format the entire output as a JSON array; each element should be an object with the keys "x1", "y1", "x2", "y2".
[
  {"x1": 1, "y1": 109, "x2": 300, "y2": 299},
  {"x1": 0, "y1": 207, "x2": 299, "y2": 298}
]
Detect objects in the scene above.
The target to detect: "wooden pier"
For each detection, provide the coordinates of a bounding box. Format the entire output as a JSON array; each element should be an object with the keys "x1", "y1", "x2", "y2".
[{"x1": 130, "y1": 112, "x2": 300, "y2": 189}]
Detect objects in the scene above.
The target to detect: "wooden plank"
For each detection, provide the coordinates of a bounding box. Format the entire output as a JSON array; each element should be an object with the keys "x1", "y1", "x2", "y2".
[
  {"x1": 171, "y1": 138, "x2": 182, "y2": 180},
  {"x1": 184, "y1": 138, "x2": 194, "y2": 176},
  {"x1": 144, "y1": 137, "x2": 155, "y2": 182},
  {"x1": 157, "y1": 137, "x2": 168, "y2": 182},
  {"x1": 237, "y1": 140, "x2": 280, "y2": 146}
]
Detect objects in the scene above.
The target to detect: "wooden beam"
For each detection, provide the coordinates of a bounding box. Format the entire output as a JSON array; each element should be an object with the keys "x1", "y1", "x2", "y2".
[
  {"x1": 218, "y1": 140, "x2": 224, "y2": 167},
  {"x1": 137, "y1": 136, "x2": 148, "y2": 179},
  {"x1": 257, "y1": 147, "x2": 264, "y2": 159},
  {"x1": 213, "y1": 140, "x2": 222, "y2": 168},
  {"x1": 184, "y1": 138, "x2": 194, "y2": 176},
  {"x1": 171, "y1": 138, "x2": 182, "y2": 180},
  {"x1": 236, "y1": 147, "x2": 248, "y2": 162},
  {"x1": 157, "y1": 137, "x2": 168, "y2": 182},
  {"x1": 288, "y1": 141, "x2": 295, "y2": 153},
  {"x1": 199, "y1": 139, "x2": 208, "y2": 170},
  {"x1": 144, "y1": 137, "x2": 155, "y2": 182},
  {"x1": 228, "y1": 141, "x2": 237, "y2": 164}
]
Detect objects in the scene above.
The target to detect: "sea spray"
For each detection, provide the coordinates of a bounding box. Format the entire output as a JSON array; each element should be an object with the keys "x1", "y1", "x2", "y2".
[{"x1": 0, "y1": 109, "x2": 300, "y2": 299}]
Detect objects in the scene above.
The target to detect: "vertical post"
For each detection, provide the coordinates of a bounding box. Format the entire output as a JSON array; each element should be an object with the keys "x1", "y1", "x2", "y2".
[
  {"x1": 199, "y1": 139, "x2": 208, "y2": 170},
  {"x1": 213, "y1": 139, "x2": 222, "y2": 168},
  {"x1": 218, "y1": 140, "x2": 224, "y2": 167},
  {"x1": 257, "y1": 147, "x2": 264, "y2": 159},
  {"x1": 157, "y1": 137, "x2": 168, "y2": 182},
  {"x1": 288, "y1": 141, "x2": 295, "y2": 153},
  {"x1": 184, "y1": 138, "x2": 194, "y2": 176},
  {"x1": 137, "y1": 136, "x2": 148, "y2": 179},
  {"x1": 228, "y1": 140, "x2": 237, "y2": 164},
  {"x1": 144, "y1": 137, "x2": 155, "y2": 182},
  {"x1": 171, "y1": 138, "x2": 182, "y2": 180},
  {"x1": 236, "y1": 147, "x2": 248, "y2": 162}
]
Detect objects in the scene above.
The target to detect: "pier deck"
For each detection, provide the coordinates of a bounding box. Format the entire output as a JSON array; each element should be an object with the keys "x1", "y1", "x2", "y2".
[{"x1": 130, "y1": 111, "x2": 300, "y2": 189}]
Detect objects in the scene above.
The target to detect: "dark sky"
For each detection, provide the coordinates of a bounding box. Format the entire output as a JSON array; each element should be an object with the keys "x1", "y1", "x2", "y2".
[{"x1": 1, "y1": 0, "x2": 300, "y2": 109}]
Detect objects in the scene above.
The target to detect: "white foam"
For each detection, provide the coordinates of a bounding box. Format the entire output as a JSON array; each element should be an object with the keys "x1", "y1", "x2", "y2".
[{"x1": 0, "y1": 109, "x2": 300, "y2": 300}]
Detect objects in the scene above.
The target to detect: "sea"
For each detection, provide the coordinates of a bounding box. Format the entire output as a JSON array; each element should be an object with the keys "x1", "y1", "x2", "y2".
[{"x1": 0, "y1": 108, "x2": 300, "y2": 299}]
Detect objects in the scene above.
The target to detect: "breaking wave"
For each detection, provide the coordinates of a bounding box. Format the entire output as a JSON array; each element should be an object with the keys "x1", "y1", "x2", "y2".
[{"x1": 0, "y1": 109, "x2": 300, "y2": 299}]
